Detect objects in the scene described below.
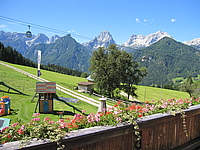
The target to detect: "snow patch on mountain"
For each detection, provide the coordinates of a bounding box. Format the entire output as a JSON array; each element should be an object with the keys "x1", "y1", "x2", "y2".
[
  {"x1": 183, "y1": 38, "x2": 200, "y2": 48},
  {"x1": 25, "y1": 33, "x2": 59, "y2": 46},
  {"x1": 183, "y1": 38, "x2": 200, "y2": 50},
  {"x1": 122, "y1": 31, "x2": 173, "y2": 49},
  {"x1": 26, "y1": 33, "x2": 49, "y2": 46},
  {"x1": 49, "y1": 35, "x2": 60, "y2": 43}
]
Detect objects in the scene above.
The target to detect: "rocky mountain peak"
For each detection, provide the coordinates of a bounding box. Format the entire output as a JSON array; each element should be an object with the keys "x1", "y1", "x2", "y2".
[
  {"x1": 82, "y1": 31, "x2": 116, "y2": 50},
  {"x1": 49, "y1": 35, "x2": 60, "y2": 43},
  {"x1": 123, "y1": 31, "x2": 172, "y2": 49}
]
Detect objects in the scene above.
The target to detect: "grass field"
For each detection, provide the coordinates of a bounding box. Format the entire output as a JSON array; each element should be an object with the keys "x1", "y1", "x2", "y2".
[
  {"x1": 0, "y1": 62, "x2": 98, "y2": 123},
  {"x1": 0, "y1": 61, "x2": 190, "y2": 124},
  {"x1": 135, "y1": 85, "x2": 190, "y2": 102}
]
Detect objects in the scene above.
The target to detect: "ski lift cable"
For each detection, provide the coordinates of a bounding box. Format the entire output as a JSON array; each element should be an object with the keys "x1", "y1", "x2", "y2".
[{"x1": 0, "y1": 15, "x2": 92, "y2": 40}]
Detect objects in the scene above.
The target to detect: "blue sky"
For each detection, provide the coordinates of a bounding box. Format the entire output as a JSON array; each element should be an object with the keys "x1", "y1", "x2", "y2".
[{"x1": 0, "y1": 0, "x2": 199, "y2": 44}]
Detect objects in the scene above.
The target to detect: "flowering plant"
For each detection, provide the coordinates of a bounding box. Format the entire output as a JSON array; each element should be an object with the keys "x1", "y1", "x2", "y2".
[
  {"x1": 0, "y1": 97, "x2": 200, "y2": 148},
  {"x1": 0, "y1": 113, "x2": 68, "y2": 148}
]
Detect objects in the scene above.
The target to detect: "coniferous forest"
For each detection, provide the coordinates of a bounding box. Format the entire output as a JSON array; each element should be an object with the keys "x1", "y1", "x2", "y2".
[{"x1": 0, "y1": 42, "x2": 83, "y2": 77}]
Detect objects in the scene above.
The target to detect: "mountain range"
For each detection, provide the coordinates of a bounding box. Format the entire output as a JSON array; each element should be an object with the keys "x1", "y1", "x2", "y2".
[
  {"x1": 1, "y1": 30, "x2": 200, "y2": 54},
  {"x1": 0, "y1": 30, "x2": 200, "y2": 85},
  {"x1": 0, "y1": 31, "x2": 59, "y2": 53}
]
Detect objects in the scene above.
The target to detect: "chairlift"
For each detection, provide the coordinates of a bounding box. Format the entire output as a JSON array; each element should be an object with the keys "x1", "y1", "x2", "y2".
[{"x1": 26, "y1": 25, "x2": 32, "y2": 38}]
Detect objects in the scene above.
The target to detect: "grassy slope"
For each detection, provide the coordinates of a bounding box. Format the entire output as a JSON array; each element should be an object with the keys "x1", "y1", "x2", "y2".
[
  {"x1": 0, "y1": 61, "x2": 190, "y2": 123},
  {"x1": 136, "y1": 85, "x2": 189, "y2": 102},
  {"x1": 8, "y1": 62, "x2": 190, "y2": 100},
  {"x1": 0, "y1": 62, "x2": 98, "y2": 123}
]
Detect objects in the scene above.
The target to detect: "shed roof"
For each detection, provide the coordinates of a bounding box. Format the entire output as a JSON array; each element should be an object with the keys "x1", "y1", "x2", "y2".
[{"x1": 77, "y1": 82, "x2": 94, "y2": 86}]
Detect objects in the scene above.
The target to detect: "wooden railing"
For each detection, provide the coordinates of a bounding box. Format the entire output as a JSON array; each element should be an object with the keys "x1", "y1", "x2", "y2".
[
  {"x1": 137, "y1": 104, "x2": 200, "y2": 150},
  {"x1": 1, "y1": 105, "x2": 200, "y2": 150}
]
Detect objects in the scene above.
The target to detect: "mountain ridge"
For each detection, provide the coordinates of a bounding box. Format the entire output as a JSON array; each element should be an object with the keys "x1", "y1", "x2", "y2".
[
  {"x1": 132, "y1": 37, "x2": 200, "y2": 85},
  {"x1": 24, "y1": 34, "x2": 92, "y2": 72}
]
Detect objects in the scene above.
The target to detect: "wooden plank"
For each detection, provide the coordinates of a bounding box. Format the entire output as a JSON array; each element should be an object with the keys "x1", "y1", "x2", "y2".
[
  {"x1": 109, "y1": 137, "x2": 116, "y2": 150},
  {"x1": 96, "y1": 140, "x2": 103, "y2": 150},
  {"x1": 123, "y1": 133, "x2": 130, "y2": 150},
  {"x1": 179, "y1": 117, "x2": 184, "y2": 147},
  {"x1": 157, "y1": 125, "x2": 162, "y2": 150},
  {"x1": 161, "y1": 124, "x2": 167, "y2": 149},
  {"x1": 116, "y1": 135, "x2": 122, "y2": 150},
  {"x1": 166, "y1": 122, "x2": 172, "y2": 149},
  {"x1": 129, "y1": 132, "x2": 134, "y2": 150},
  {"x1": 148, "y1": 127, "x2": 153, "y2": 150},
  {"x1": 152, "y1": 126, "x2": 158, "y2": 150},
  {"x1": 102, "y1": 139, "x2": 109, "y2": 150}
]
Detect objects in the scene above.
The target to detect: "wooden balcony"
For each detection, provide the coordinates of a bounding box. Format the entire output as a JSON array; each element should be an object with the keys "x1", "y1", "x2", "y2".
[{"x1": 1, "y1": 104, "x2": 200, "y2": 150}]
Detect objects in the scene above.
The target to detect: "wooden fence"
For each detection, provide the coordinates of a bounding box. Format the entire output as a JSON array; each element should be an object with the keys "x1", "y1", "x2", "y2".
[
  {"x1": 137, "y1": 104, "x2": 200, "y2": 150},
  {"x1": 1, "y1": 105, "x2": 200, "y2": 150}
]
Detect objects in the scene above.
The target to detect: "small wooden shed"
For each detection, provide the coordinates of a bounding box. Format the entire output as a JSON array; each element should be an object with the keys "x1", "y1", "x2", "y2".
[{"x1": 77, "y1": 82, "x2": 94, "y2": 92}]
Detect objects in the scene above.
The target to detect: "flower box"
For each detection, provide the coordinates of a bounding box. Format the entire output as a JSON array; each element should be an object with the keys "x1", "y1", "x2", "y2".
[{"x1": 1, "y1": 103, "x2": 200, "y2": 150}]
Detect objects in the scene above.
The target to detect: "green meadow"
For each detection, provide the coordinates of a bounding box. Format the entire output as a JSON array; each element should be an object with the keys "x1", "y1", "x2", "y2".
[
  {"x1": 0, "y1": 62, "x2": 98, "y2": 123},
  {"x1": 136, "y1": 85, "x2": 189, "y2": 102},
  {"x1": 0, "y1": 61, "x2": 190, "y2": 124}
]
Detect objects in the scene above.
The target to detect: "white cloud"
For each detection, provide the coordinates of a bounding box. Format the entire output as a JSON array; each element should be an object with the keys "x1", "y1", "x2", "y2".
[
  {"x1": 136, "y1": 18, "x2": 140, "y2": 23},
  {"x1": 171, "y1": 19, "x2": 176, "y2": 22},
  {"x1": 144, "y1": 19, "x2": 148, "y2": 22},
  {"x1": 0, "y1": 24, "x2": 11, "y2": 31},
  {"x1": 0, "y1": 24, "x2": 6, "y2": 28}
]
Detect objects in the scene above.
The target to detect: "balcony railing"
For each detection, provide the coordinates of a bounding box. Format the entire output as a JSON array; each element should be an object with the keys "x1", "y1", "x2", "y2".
[{"x1": 1, "y1": 104, "x2": 200, "y2": 150}]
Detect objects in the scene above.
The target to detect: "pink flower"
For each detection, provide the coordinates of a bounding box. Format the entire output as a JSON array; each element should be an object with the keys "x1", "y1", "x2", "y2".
[
  {"x1": 1, "y1": 126, "x2": 9, "y2": 131},
  {"x1": 20, "y1": 125, "x2": 25, "y2": 130},
  {"x1": 48, "y1": 120, "x2": 54, "y2": 124},
  {"x1": 32, "y1": 113, "x2": 40, "y2": 117},
  {"x1": 95, "y1": 116, "x2": 100, "y2": 122},
  {"x1": 149, "y1": 106, "x2": 154, "y2": 110},
  {"x1": 116, "y1": 117, "x2": 122, "y2": 122},
  {"x1": 44, "y1": 117, "x2": 51, "y2": 121},
  {"x1": 82, "y1": 110, "x2": 86, "y2": 113},
  {"x1": 164, "y1": 102, "x2": 168, "y2": 105},
  {"x1": 11, "y1": 123, "x2": 19, "y2": 127},
  {"x1": 17, "y1": 129, "x2": 23, "y2": 134},
  {"x1": 59, "y1": 122, "x2": 67, "y2": 128},
  {"x1": 31, "y1": 118, "x2": 41, "y2": 122},
  {"x1": 59, "y1": 119, "x2": 64, "y2": 122},
  {"x1": 142, "y1": 108, "x2": 149, "y2": 112}
]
